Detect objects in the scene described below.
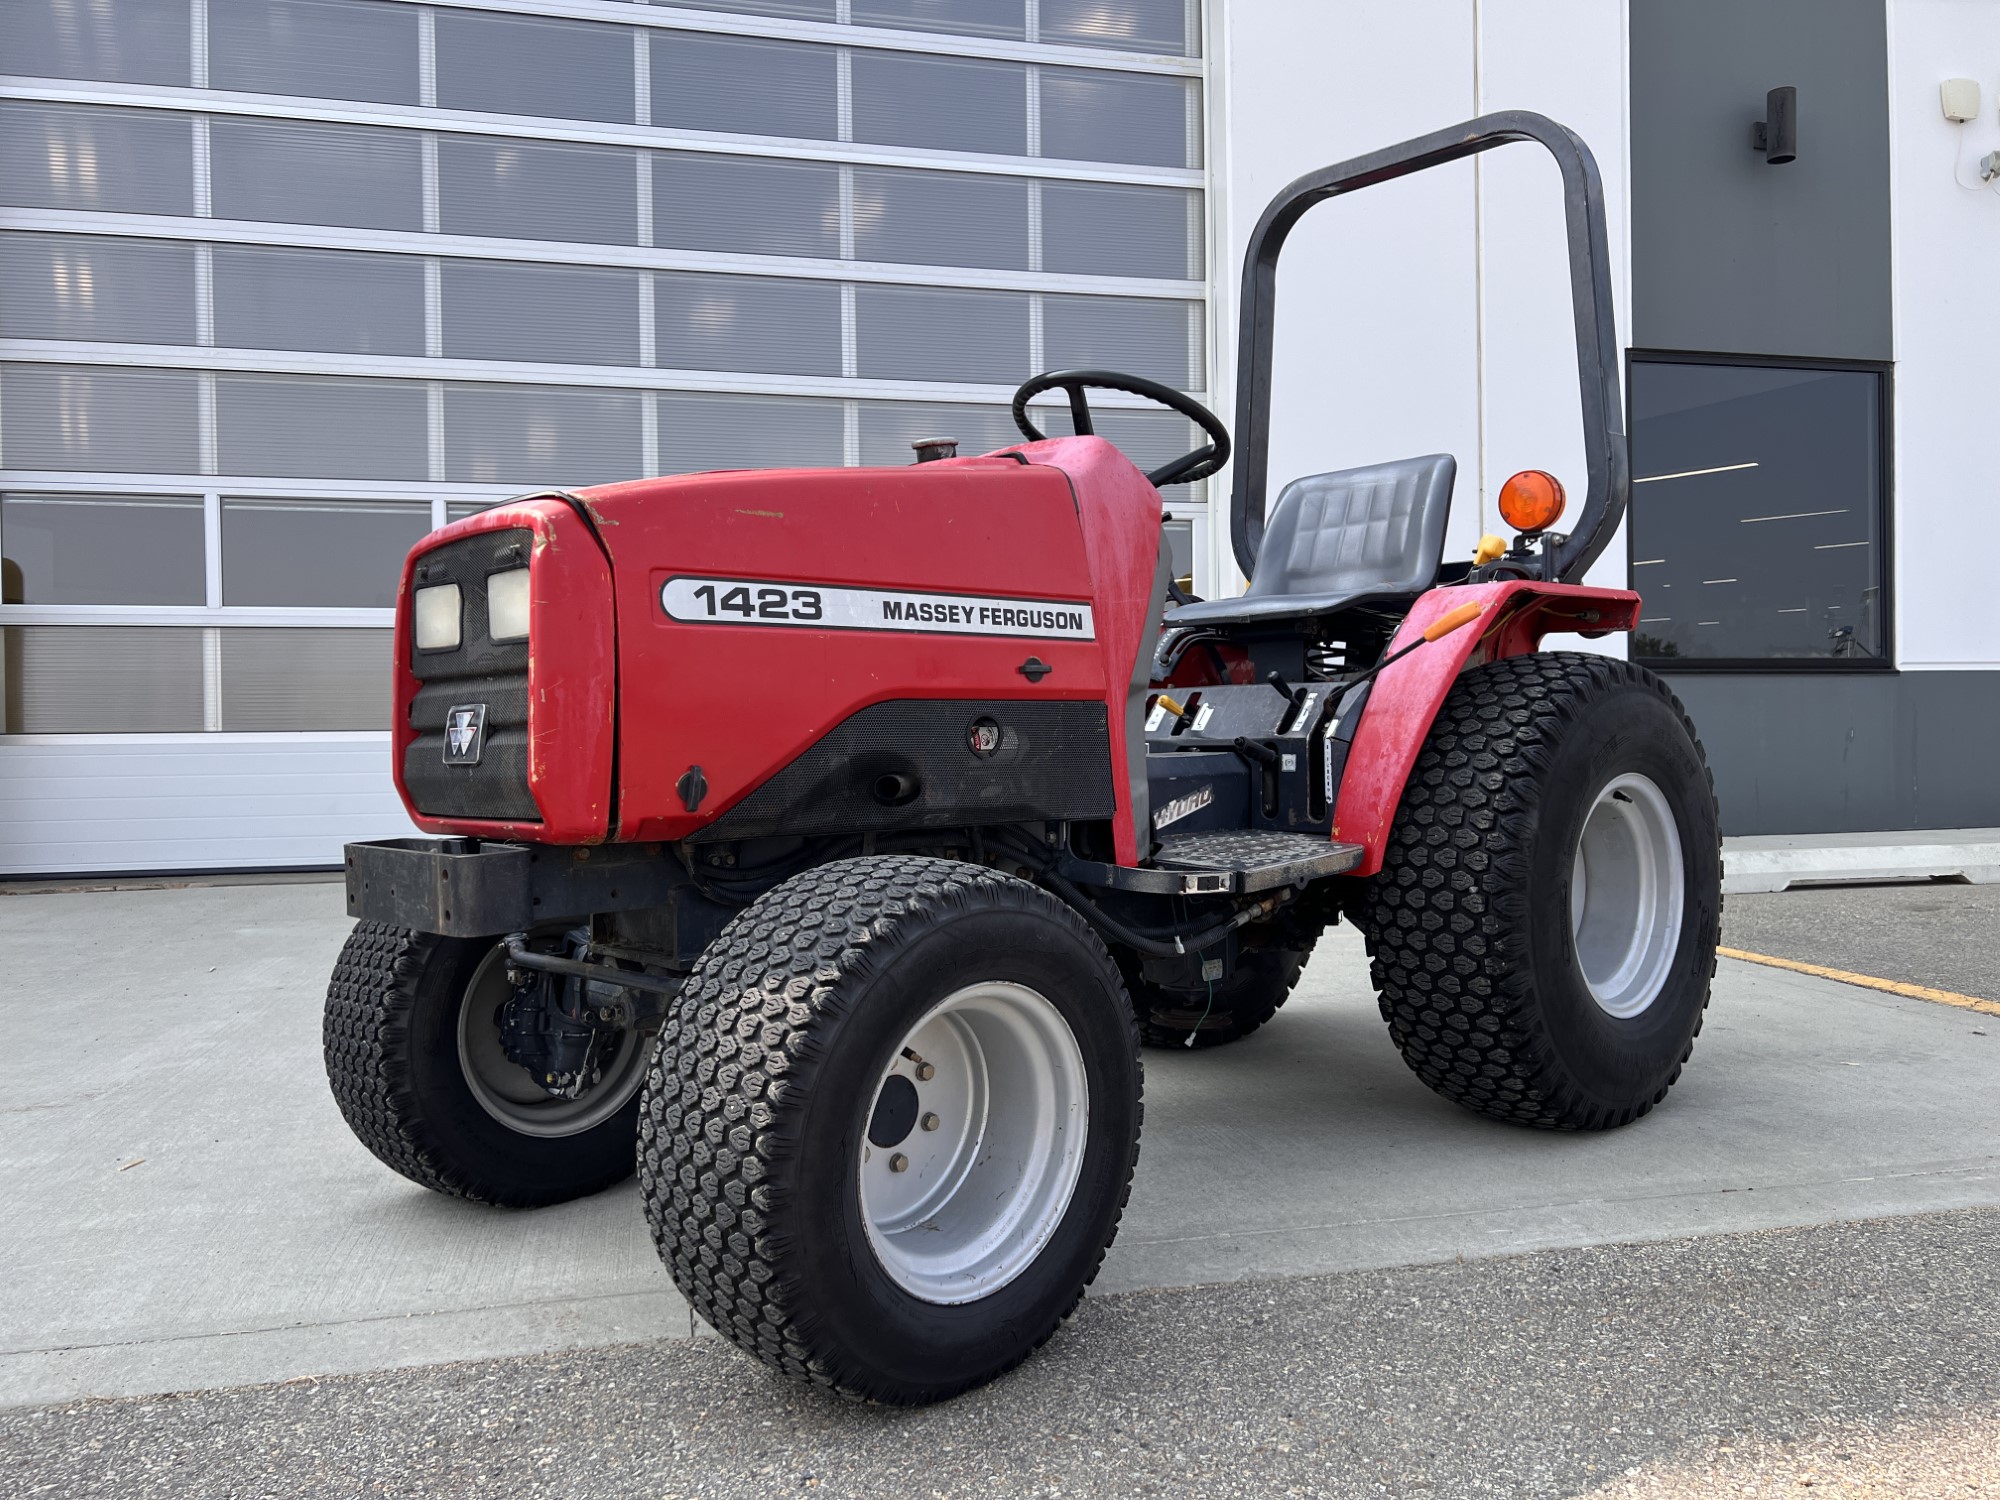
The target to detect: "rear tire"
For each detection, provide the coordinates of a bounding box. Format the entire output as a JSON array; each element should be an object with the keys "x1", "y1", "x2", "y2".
[
  {"x1": 324, "y1": 923, "x2": 645, "y2": 1206},
  {"x1": 1125, "y1": 940, "x2": 1314, "y2": 1049},
  {"x1": 638, "y1": 856, "x2": 1142, "y2": 1404},
  {"x1": 1361, "y1": 653, "x2": 1720, "y2": 1130}
]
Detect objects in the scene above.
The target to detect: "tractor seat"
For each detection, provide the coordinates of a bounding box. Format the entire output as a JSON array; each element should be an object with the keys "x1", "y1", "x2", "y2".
[{"x1": 1167, "y1": 453, "x2": 1457, "y2": 628}]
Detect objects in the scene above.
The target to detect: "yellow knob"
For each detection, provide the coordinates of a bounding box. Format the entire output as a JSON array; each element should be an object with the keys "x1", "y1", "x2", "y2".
[
  {"x1": 1154, "y1": 693, "x2": 1186, "y2": 719},
  {"x1": 1473, "y1": 533, "x2": 1508, "y2": 566}
]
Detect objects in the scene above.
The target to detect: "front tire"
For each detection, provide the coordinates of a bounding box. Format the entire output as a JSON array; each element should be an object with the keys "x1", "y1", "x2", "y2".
[
  {"x1": 1362, "y1": 653, "x2": 1721, "y2": 1130},
  {"x1": 638, "y1": 856, "x2": 1142, "y2": 1404},
  {"x1": 323, "y1": 923, "x2": 647, "y2": 1206}
]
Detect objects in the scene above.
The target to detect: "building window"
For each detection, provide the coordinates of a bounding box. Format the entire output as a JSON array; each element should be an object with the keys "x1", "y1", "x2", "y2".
[{"x1": 1627, "y1": 355, "x2": 1889, "y2": 666}]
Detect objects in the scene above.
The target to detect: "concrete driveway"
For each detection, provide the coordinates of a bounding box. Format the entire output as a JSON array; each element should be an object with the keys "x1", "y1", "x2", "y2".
[{"x1": 3, "y1": 878, "x2": 1995, "y2": 1413}]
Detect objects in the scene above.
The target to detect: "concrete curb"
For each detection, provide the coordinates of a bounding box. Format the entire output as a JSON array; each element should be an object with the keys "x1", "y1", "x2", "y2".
[{"x1": 1722, "y1": 828, "x2": 2000, "y2": 894}]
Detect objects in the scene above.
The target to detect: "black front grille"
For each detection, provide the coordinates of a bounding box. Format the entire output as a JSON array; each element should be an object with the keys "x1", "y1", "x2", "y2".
[{"x1": 402, "y1": 529, "x2": 540, "y2": 822}]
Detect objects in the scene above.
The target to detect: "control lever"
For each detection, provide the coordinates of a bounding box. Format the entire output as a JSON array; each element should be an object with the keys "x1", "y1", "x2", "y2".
[
  {"x1": 1153, "y1": 692, "x2": 1193, "y2": 732},
  {"x1": 1231, "y1": 736, "x2": 1280, "y2": 767},
  {"x1": 1266, "y1": 669, "x2": 1310, "y2": 733},
  {"x1": 1233, "y1": 736, "x2": 1282, "y2": 818}
]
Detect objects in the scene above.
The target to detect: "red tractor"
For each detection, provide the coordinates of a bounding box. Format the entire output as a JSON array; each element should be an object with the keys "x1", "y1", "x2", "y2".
[{"x1": 327, "y1": 114, "x2": 1720, "y2": 1404}]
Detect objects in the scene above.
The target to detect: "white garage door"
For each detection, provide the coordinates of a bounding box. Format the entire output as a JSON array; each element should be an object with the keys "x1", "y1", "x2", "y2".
[{"x1": 0, "y1": 0, "x2": 1210, "y2": 874}]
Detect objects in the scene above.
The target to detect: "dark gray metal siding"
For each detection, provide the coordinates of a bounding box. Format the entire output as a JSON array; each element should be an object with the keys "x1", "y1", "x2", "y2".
[
  {"x1": 1664, "y1": 672, "x2": 2000, "y2": 835},
  {"x1": 1629, "y1": 0, "x2": 1892, "y2": 361}
]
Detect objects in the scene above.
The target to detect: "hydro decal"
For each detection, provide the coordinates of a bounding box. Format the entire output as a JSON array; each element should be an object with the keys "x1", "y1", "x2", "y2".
[
  {"x1": 661, "y1": 577, "x2": 1095, "y2": 640},
  {"x1": 1152, "y1": 784, "x2": 1214, "y2": 831}
]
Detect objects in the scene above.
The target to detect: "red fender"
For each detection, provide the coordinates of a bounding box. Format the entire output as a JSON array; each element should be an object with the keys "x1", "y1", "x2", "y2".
[{"x1": 1332, "y1": 581, "x2": 1641, "y2": 876}]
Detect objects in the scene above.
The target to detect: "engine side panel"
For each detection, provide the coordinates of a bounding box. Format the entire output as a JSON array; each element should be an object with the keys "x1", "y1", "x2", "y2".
[
  {"x1": 689, "y1": 697, "x2": 1115, "y2": 842},
  {"x1": 1333, "y1": 580, "x2": 1642, "y2": 875},
  {"x1": 582, "y1": 458, "x2": 1131, "y2": 845}
]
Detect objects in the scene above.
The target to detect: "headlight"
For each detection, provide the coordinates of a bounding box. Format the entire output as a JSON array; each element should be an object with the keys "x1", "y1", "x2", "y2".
[
  {"x1": 413, "y1": 582, "x2": 462, "y2": 651},
  {"x1": 486, "y1": 567, "x2": 531, "y2": 642}
]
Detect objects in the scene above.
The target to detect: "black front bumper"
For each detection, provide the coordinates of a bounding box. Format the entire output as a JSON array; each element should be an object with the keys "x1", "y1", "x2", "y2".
[{"x1": 343, "y1": 838, "x2": 683, "y2": 937}]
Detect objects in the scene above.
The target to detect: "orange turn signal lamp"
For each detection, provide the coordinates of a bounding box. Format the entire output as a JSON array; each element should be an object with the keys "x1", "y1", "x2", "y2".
[{"x1": 1497, "y1": 469, "x2": 1566, "y2": 535}]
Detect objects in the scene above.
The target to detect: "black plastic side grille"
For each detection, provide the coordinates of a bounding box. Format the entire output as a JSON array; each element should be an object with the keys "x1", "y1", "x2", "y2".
[
  {"x1": 402, "y1": 529, "x2": 540, "y2": 823},
  {"x1": 693, "y1": 698, "x2": 1115, "y2": 842}
]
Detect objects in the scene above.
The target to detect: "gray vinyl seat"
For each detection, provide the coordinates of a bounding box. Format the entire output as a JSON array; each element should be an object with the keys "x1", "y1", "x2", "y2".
[{"x1": 1167, "y1": 453, "x2": 1457, "y2": 628}]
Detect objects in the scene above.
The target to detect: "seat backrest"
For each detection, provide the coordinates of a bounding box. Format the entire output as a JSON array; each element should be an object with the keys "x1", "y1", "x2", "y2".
[{"x1": 1245, "y1": 453, "x2": 1457, "y2": 601}]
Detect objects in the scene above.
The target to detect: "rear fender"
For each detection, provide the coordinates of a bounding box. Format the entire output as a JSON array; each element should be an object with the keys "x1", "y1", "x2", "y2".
[{"x1": 1332, "y1": 581, "x2": 1641, "y2": 876}]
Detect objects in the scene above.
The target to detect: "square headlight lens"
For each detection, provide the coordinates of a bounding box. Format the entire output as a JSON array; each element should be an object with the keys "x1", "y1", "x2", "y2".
[
  {"x1": 413, "y1": 582, "x2": 462, "y2": 651},
  {"x1": 487, "y1": 567, "x2": 531, "y2": 642}
]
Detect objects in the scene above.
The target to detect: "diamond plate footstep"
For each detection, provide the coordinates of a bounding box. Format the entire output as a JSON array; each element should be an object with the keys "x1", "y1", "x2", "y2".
[{"x1": 1151, "y1": 830, "x2": 1365, "y2": 893}]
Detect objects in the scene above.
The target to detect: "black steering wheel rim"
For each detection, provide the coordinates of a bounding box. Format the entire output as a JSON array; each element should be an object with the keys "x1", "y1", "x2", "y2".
[{"x1": 1009, "y1": 368, "x2": 1231, "y2": 487}]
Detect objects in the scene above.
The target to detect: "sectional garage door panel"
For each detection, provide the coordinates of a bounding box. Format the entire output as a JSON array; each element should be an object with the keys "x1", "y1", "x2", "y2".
[
  {"x1": 0, "y1": 0, "x2": 1207, "y2": 874},
  {"x1": 0, "y1": 738, "x2": 419, "y2": 875}
]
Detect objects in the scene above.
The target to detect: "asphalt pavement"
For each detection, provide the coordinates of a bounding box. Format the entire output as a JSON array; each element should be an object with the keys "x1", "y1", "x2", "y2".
[
  {"x1": 1723, "y1": 880, "x2": 2000, "y2": 1001},
  {"x1": 7, "y1": 1208, "x2": 1997, "y2": 1498},
  {"x1": 3, "y1": 874, "x2": 1997, "y2": 1496}
]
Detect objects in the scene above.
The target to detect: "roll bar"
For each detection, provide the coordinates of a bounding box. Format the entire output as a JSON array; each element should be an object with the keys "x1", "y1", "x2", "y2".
[{"x1": 1227, "y1": 111, "x2": 1628, "y2": 587}]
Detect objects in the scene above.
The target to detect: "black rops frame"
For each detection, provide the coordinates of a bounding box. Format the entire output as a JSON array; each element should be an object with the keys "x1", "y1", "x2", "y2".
[{"x1": 1227, "y1": 111, "x2": 1628, "y2": 587}]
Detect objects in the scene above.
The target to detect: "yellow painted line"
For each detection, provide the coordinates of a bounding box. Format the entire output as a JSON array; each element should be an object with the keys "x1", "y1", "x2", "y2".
[{"x1": 1717, "y1": 946, "x2": 2000, "y2": 1016}]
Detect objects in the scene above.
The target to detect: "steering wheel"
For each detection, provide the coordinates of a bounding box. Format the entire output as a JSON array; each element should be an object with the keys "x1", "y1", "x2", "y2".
[{"x1": 1009, "y1": 368, "x2": 1231, "y2": 487}]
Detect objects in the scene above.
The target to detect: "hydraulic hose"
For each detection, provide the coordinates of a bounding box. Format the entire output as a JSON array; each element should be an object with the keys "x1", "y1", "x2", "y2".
[
  {"x1": 501, "y1": 935, "x2": 683, "y2": 997},
  {"x1": 1038, "y1": 867, "x2": 1283, "y2": 959}
]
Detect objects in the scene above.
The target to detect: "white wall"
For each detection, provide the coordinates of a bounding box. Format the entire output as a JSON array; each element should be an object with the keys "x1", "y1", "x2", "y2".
[
  {"x1": 1886, "y1": 0, "x2": 2000, "y2": 671},
  {"x1": 1206, "y1": 0, "x2": 1631, "y2": 594},
  {"x1": 0, "y1": 735, "x2": 418, "y2": 875}
]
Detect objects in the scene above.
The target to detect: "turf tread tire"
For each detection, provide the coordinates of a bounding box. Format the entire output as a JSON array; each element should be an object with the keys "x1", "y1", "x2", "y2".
[
  {"x1": 325, "y1": 922, "x2": 473, "y2": 1198},
  {"x1": 636, "y1": 855, "x2": 1142, "y2": 1403},
  {"x1": 324, "y1": 921, "x2": 638, "y2": 1206},
  {"x1": 1361, "y1": 652, "x2": 1720, "y2": 1130}
]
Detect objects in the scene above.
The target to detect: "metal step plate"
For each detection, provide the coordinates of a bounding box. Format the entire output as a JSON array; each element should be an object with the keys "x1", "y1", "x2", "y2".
[{"x1": 1151, "y1": 830, "x2": 1366, "y2": 894}]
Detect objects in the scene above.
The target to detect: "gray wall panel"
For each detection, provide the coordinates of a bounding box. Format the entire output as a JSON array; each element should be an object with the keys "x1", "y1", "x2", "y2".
[
  {"x1": 1629, "y1": 0, "x2": 1891, "y2": 360},
  {"x1": 1664, "y1": 672, "x2": 2000, "y2": 834}
]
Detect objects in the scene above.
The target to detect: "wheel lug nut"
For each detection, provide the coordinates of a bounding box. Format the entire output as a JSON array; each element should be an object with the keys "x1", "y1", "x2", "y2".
[
  {"x1": 915, "y1": 1062, "x2": 935, "y2": 1081},
  {"x1": 920, "y1": 1113, "x2": 940, "y2": 1132},
  {"x1": 889, "y1": 1153, "x2": 909, "y2": 1173}
]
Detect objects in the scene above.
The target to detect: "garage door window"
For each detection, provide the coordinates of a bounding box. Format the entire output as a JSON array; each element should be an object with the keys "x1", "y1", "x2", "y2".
[{"x1": 0, "y1": 0, "x2": 1211, "y2": 741}]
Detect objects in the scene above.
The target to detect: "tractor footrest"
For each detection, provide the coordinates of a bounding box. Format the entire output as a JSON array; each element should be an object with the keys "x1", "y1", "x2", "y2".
[{"x1": 1150, "y1": 830, "x2": 1365, "y2": 894}]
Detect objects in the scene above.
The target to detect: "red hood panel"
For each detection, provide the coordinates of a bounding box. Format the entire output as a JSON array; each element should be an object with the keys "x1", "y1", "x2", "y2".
[{"x1": 580, "y1": 446, "x2": 1158, "y2": 845}]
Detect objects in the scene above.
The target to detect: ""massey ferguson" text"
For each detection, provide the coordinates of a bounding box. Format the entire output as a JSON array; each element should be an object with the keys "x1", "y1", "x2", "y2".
[{"x1": 881, "y1": 599, "x2": 1088, "y2": 633}]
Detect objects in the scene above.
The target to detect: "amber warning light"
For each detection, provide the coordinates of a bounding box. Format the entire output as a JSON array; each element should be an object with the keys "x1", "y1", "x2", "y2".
[{"x1": 1497, "y1": 469, "x2": 1566, "y2": 535}]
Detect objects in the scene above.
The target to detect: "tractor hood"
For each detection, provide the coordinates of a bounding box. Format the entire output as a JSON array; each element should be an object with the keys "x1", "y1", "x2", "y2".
[
  {"x1": 390, "y1": 437, "x2": 1168, "y2": 860},
  {"x1": 577, "y1": 437, "x2": 1167, "y2": 859}
]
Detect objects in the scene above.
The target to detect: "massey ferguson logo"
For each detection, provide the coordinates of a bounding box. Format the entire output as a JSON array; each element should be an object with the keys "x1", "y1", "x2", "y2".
[
  {"x1": 1152, "y1": 785, "x2": 1214, "y2": 831},
  {"x1": 443, "y1": 703, "x2": 487, "y2": 766},
  {"x1": 966, "y1": 717, "x2": 1003, "y2": 758}
]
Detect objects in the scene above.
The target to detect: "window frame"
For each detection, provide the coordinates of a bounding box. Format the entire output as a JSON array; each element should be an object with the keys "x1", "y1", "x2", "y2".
[{"x1": 1624, "y1": 347, "x2": 1895, "y2": 675}]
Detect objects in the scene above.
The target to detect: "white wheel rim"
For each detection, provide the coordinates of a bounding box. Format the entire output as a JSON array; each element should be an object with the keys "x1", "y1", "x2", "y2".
[
  {"x1": 456, "y1": 947, "x2": 650, "y2": 1138},
  {"x1": 858, "y1": 981, "x2": 1089, "y2": 1306},
  {"x1": 1569, "y1": 772, "x2": 1686, "y2": 1019}
]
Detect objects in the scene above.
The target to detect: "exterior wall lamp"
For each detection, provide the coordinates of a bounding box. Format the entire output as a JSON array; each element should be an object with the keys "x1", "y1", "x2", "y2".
[{"x1": 1752, "y1": 85, "x2": 1798, "y2": 163}]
